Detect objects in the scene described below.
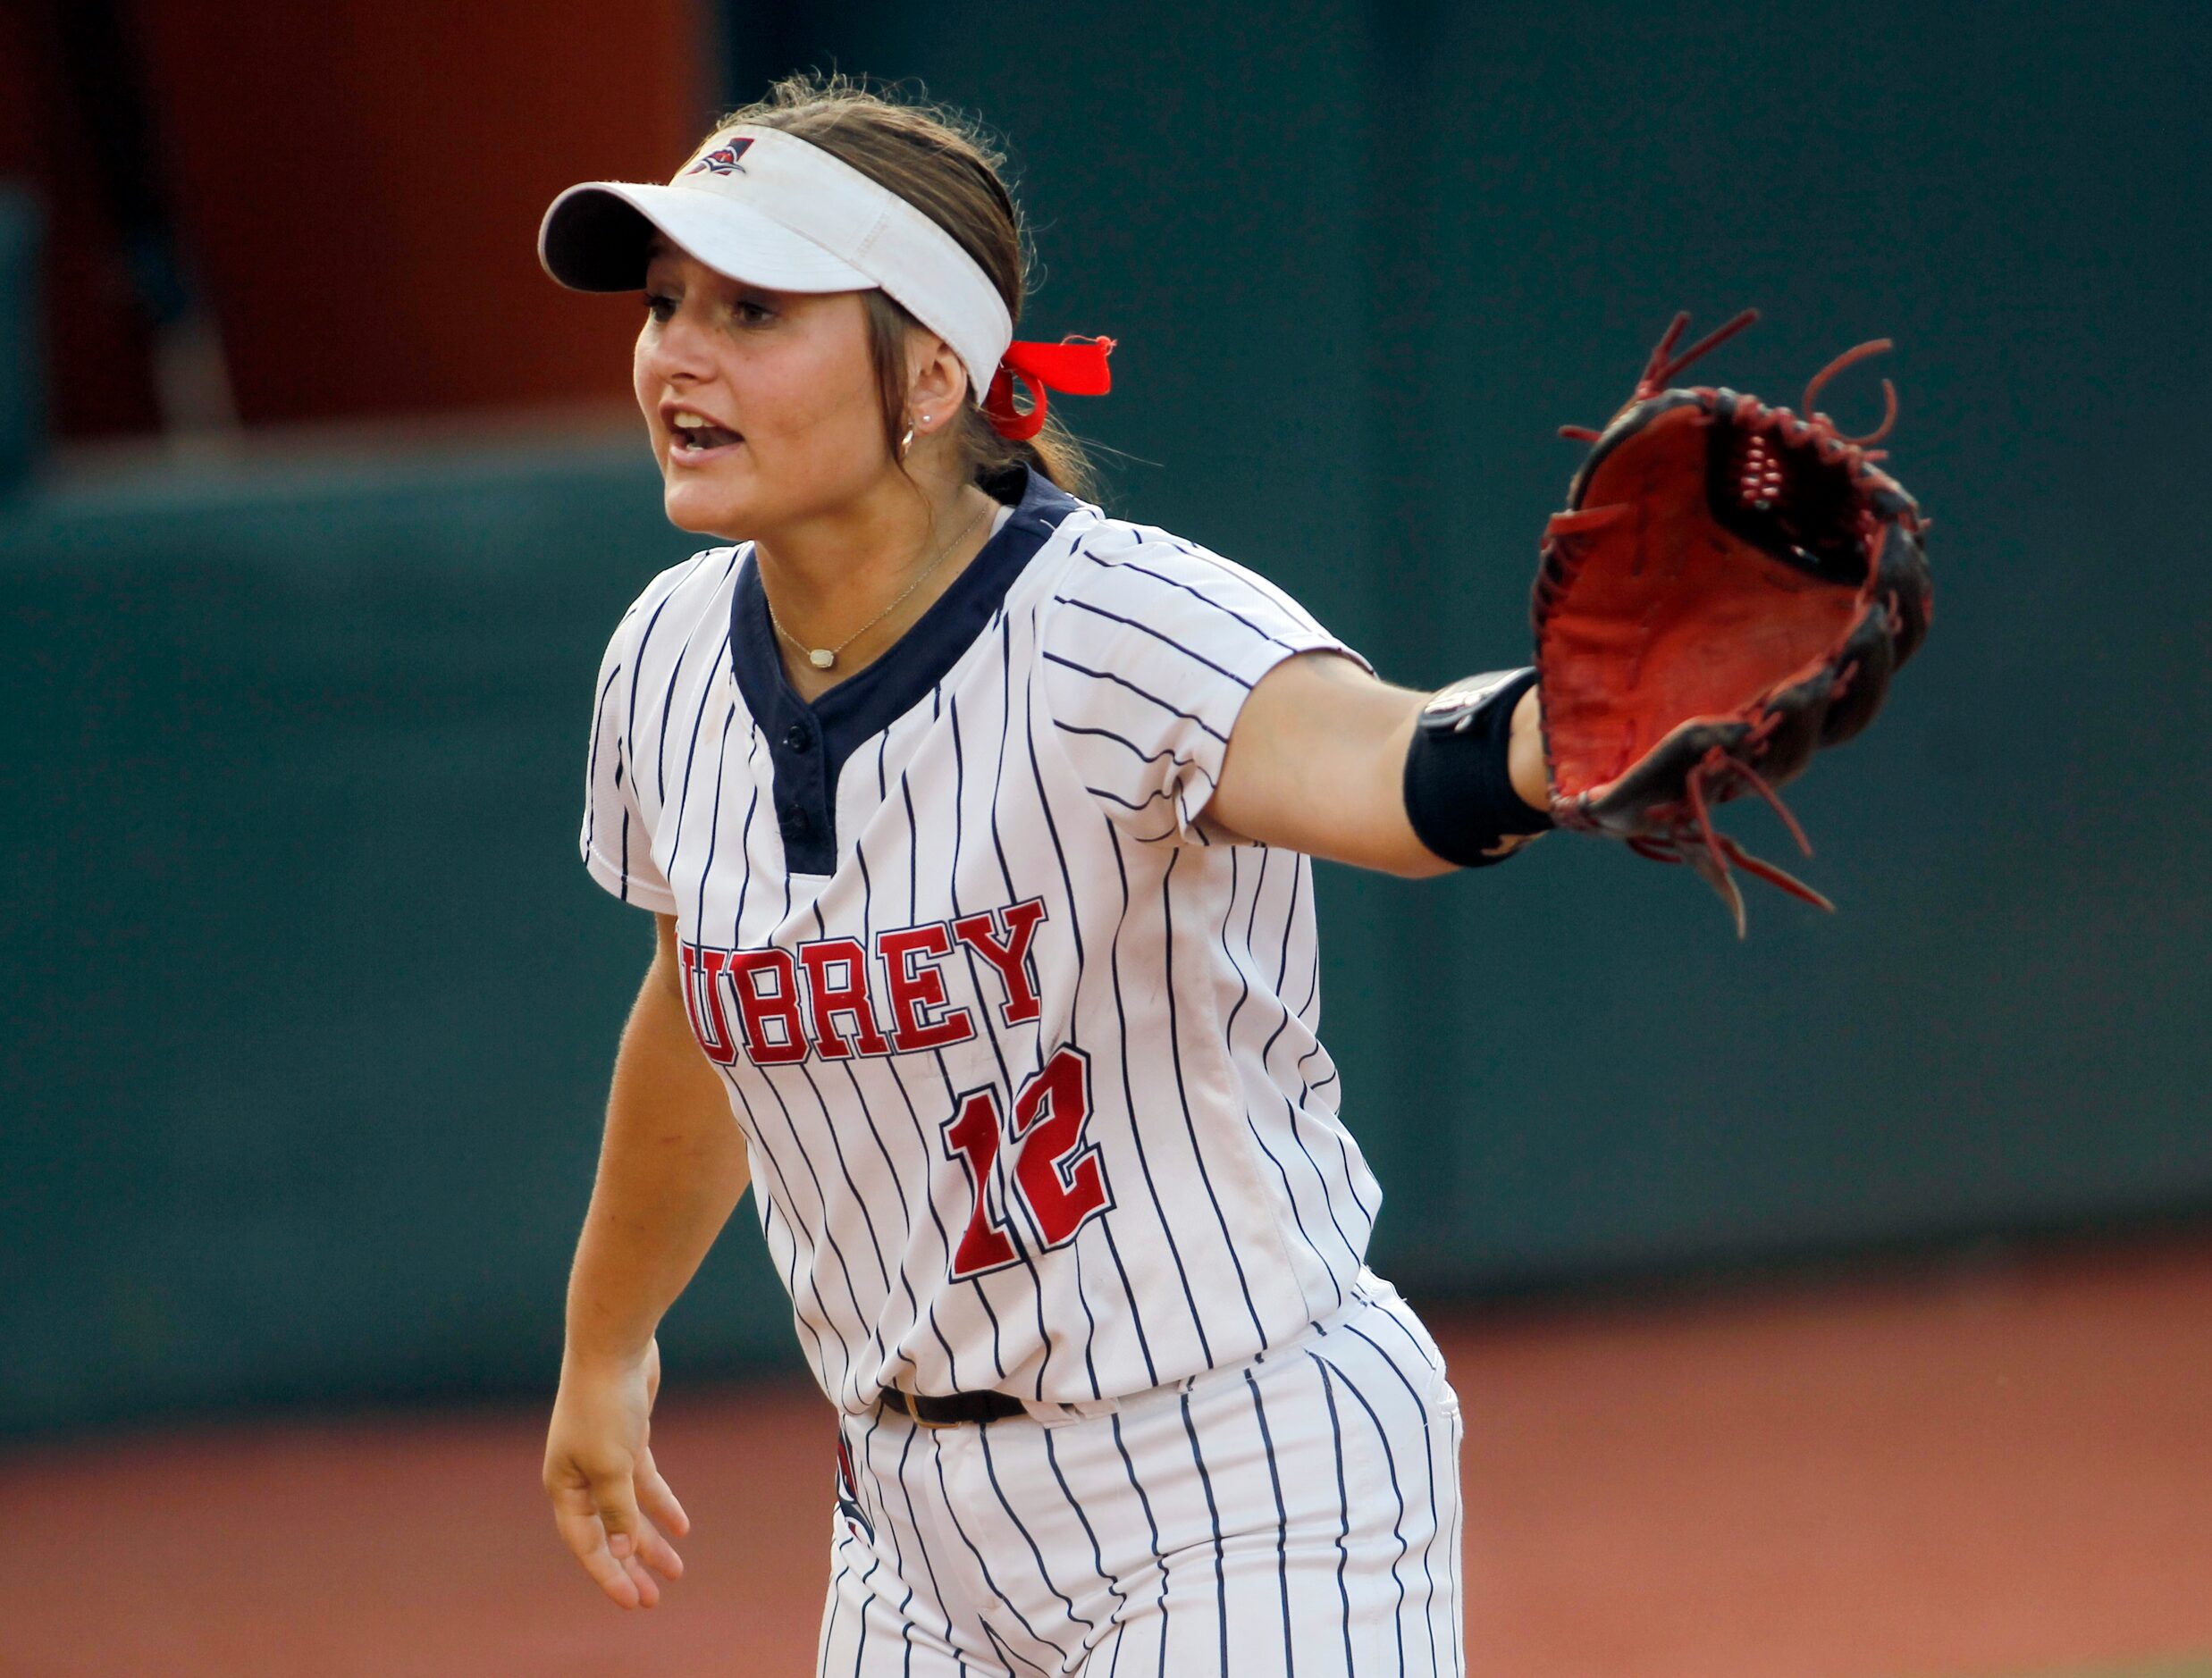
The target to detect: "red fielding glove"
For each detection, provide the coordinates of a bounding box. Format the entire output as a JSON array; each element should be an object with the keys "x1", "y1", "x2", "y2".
[{"x1": 1533, "y1": 310, "x2": 1934, "y2": 935}]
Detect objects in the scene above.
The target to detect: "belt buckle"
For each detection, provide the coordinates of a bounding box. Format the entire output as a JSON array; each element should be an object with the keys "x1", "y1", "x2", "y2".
[
  {"x1": 883, "y1": 1388, "x2": 955, "y2": 1430},
  {"x1": 908, "y1": 1395, "x2": 961, "y2": 1430}
]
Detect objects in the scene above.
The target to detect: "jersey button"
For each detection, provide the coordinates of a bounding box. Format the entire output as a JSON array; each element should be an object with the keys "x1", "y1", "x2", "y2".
[{"x1": 782, "y1": 723, "x2": 812, "y2": 752}]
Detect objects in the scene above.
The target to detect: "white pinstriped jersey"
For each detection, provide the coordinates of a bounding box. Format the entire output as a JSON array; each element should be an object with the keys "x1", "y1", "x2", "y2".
[{"x1": 582, "y1": 466, "x2": 1384, "y2": 1412}]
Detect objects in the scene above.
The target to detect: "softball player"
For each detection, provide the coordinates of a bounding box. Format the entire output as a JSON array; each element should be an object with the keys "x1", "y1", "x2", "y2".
[{"x1": 538, "y1": 74, "x2": 1552, "y2": 1674}]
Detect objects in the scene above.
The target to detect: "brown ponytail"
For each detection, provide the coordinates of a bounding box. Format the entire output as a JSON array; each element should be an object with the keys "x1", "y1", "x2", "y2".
[{"x1": 711, "y1": 72, "x2": 1101, "y2": 503}]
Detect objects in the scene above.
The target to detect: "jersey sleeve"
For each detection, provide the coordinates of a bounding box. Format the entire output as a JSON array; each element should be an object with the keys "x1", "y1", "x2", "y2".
[
  {"x1": 580, "y1": 594, "x2": 679, "y2": 914},
  {"x1": 1039, "y1": 528, "x2": 1368, "y2": 844}
]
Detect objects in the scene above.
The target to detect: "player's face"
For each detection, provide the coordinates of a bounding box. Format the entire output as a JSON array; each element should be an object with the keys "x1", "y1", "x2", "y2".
[{"x1": 634, "y1": 242, "x2": 890, "y2": 540}]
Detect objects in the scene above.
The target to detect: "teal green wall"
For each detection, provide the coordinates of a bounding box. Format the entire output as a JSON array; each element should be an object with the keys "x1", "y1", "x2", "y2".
[
  {"x1": 0, "y1": 441, "x2": 791, "y2": 1429},
  {"x1": 3, "y1": 0, "x2": 2205, "y2": 1432},
  {"x1": 0, "y1": 188, "x2": 38, "y2": 491}
]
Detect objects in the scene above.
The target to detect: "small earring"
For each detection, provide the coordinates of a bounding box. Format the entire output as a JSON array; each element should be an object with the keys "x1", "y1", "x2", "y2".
[{"x1": 899, "y1": 424, "x2": 916, "y2": 458}]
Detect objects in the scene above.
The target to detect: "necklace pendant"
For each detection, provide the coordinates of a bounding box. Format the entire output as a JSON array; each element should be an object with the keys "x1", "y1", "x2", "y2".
[{"x1": 808, "y1": 648, "x2": 837, "y2": 670}]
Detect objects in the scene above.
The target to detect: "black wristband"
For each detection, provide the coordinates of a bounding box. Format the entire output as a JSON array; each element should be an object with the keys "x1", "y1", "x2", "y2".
[{"x1": 1402, "y1": 667, "x2": 1553, "y2": 868}]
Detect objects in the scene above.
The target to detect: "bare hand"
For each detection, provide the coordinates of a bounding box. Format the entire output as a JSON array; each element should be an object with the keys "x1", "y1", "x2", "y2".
[{"x1": 543, "y1": 1338, "x2": 691, "y2": 1608}]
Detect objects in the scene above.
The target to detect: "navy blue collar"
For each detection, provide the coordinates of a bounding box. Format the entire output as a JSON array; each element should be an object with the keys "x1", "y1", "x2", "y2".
[{"x1": 728, "y1": 464, "x2": 1081, "y2": 873}]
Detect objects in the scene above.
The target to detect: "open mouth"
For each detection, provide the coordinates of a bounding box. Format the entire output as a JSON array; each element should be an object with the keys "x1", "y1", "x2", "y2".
[{"x1": 670, "y1": 414, "x2": 744, "y2": 453}]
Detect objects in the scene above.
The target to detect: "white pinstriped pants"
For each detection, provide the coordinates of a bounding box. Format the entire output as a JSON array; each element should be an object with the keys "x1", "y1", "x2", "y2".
[{"x1": 818, "y1": 1272, "x2": 1466, "y2": 1676}]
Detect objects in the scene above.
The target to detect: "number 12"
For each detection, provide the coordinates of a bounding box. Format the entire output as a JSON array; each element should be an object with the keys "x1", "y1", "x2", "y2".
[{"x1": 940, "y1": 1045, "x2": 1112, "y2": 1280}]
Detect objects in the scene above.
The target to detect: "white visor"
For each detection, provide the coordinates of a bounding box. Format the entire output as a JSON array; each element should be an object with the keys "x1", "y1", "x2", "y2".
[{"x1": 538, "y1": 125, "x2": 1013, "y2": 402}]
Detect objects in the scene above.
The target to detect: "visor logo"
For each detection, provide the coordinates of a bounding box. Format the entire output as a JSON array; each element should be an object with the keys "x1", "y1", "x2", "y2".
[{"x1": 686, "y1": 138, "x2": 753, "y2": 176}]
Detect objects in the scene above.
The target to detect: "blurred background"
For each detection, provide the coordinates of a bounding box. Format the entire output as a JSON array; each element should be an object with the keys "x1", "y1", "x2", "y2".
[{"x1": 2, "y1": 1, "x2": 2206, "y2": 1674}]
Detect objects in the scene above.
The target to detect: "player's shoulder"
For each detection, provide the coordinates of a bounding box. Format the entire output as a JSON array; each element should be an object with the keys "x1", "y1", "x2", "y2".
[
  {"x1": 1034, "y1": 508, "x2": 1330, "y2": 647},
  {"x1": 603, "y1": 542, "x2": 747, "y2": 669}
]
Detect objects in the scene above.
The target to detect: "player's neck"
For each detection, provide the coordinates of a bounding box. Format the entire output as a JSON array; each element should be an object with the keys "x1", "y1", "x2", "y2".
[{"x1": 752, "y1": 470, "x2": 997, "y2": 701}]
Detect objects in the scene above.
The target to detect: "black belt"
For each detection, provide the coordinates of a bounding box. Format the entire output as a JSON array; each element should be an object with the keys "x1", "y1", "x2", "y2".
[{"x1": 879, "y1": 1387, "x2": 1027, "y2": 1427}]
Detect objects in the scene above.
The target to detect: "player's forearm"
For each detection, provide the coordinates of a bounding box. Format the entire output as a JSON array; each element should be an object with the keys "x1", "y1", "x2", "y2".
[
  {"x1": 565, "y1": 925, "x2": 751, "y2": 1371},
  {"x1": 1215, "y1": 653, "x2": 1552, "y2": 876},
  {"x1": 1389, "y1": 678, "x2": 1551, "y2": 869}
]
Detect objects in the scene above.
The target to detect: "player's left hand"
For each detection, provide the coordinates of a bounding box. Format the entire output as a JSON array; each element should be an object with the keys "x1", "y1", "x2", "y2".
[
  {"x1": 543, "y1": 1335, "x2": 691, "y2": 1609},
  {"x1": 1535, "y1": 310, "x2": 1933, "y2": 933}
]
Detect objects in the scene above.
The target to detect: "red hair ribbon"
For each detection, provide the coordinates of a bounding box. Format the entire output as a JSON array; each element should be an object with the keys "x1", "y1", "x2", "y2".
[{"x1": 984, "y1": 336, "x2": 1116, "y2": 441}]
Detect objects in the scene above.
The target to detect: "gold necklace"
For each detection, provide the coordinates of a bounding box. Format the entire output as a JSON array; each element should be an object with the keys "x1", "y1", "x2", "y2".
[{"x1": 763, "y1": 495, "x2": 996, "y2": 672}]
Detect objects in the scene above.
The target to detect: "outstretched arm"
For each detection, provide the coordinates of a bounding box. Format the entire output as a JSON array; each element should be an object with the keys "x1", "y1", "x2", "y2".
[{"x1": 1209, "y1": 651, "x2": 1550, "y2": 877}]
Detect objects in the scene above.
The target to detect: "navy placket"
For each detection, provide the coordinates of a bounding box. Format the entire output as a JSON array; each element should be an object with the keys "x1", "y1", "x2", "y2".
[
  {"x1": 770, "y1": 705, "x2": 833, "y2": 872},
  {"x1": 728, "y1": 465, "x2": 1080, "y2": 877}
]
